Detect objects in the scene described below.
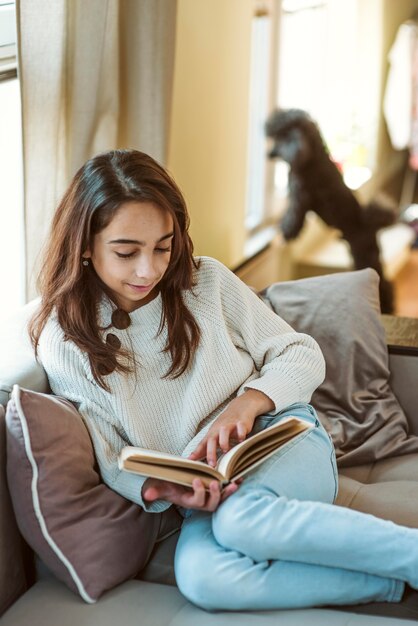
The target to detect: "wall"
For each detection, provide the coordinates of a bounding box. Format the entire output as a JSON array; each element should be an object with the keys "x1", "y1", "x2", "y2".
[{"x1": 167, "y1": 0, "x2": 253, "y2": 268}]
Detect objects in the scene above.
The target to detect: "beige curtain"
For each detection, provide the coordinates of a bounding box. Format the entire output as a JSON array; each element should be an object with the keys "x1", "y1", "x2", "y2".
[{"x1": 16, "y1": 0, "x2": 177, "y2": 299}]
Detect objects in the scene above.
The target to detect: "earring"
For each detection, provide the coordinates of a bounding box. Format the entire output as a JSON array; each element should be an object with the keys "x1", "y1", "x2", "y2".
[{"x1": 82, "y1": 258, "x2": 89, "y2": 267}]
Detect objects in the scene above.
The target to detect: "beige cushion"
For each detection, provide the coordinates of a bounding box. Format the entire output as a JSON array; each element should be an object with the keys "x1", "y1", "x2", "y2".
[
  {"x1": 265, "y1": 269, "x2": 418, "y2": 467},
  {"x1": 5, "y1": 385, "x2": 182, "y2": 603},
  {"x1": 340, "y1": 453, "x2": 418, "y2": 483},
  {"x1": 336, "y1": 453, "x2": 418, "y2": 528},
  {"x1": 0, "y1": 405, "x2": 27, "y2": 615},
  {"x1": 337, "y1": 476, "x2": 418, "y2": 529}
]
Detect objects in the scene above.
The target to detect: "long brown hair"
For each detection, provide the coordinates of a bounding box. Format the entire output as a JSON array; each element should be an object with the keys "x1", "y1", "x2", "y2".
[{"x1": 29, "y1": 149, "x2": 201, "y2": 390}]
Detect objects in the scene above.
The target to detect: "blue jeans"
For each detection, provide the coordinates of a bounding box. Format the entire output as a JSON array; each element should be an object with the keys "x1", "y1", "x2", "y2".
[{"x1": 174, "y1": 403, "x2": 411, "y2": 611}]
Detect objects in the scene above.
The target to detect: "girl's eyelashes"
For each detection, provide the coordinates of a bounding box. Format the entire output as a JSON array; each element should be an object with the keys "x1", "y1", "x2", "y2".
[
  {"x1": 115, "y1": 252, "x2": 135, "y2": 259},
  {"x1": 115, "y1": 247, "x2": 171, "y2": 259}
]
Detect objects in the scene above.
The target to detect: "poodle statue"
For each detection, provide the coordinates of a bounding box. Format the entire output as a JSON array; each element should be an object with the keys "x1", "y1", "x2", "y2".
[{"x1": 265, "y1": 108, "x2": 396, "y2": 313}]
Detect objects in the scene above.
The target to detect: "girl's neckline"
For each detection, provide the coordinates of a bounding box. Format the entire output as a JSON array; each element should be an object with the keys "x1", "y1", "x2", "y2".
[
  {"x1": 100, "y1": 291, "x2": 162, "y2": 329},
  {"x1": 128, "y1": 291, "x2": 162, "y2": 320}
]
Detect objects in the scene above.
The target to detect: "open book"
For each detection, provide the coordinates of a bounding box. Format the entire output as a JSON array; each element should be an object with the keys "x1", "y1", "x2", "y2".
[{"x1": 118, "y1": 416, "x2": 313, "y2": 490}]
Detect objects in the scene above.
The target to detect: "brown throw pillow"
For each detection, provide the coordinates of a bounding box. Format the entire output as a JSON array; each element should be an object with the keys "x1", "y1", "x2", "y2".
[
  {"x1": 265, "y1": 269, "x2": 418, "y2": 466},
  {"x1": 5, "y1": 385, "x2": 173, "y2": 602}
]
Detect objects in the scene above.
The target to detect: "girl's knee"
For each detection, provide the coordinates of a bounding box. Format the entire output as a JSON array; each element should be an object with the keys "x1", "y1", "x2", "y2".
[
  {"x1": 212, "y1": 488, "x2": 275, "y2": 554},
  {"x1": 174, "y1": 512, "x2": 239, "y2": 610},
  {"x1": 175, "y1": 526, "x2": 246, "y2": 611},
  {"x1": 175, "y1": 553, "x2": 218, "y2": 610}
]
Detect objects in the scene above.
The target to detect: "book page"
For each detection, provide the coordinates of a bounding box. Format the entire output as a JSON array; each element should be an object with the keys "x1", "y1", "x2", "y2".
[
  {"x1": 122, "y1": 459, "x2": 223, "y2": 489},
  {"x1": 119, "y1": 447, "x2": 223, "y2": 482},
  {"x1": 217, "y1": 416, "x2": 312, "y2": 480}
]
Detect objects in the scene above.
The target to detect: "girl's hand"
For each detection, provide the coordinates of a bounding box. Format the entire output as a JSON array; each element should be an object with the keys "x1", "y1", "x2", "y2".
[
  {"x1": 188, "y1": 411, "x2": 254, "y2": 467},
  {"x1": 188, "y1": 390, "x2": 274, "y2": 467},
  {"x1": 142, "y1": 477, "x2": 238, "y2": 511}
]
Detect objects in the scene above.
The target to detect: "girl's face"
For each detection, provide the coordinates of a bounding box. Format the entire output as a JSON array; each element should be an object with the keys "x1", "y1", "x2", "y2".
[{"x1": 84, "y1": 201, "x2": 174, "y2": 312}]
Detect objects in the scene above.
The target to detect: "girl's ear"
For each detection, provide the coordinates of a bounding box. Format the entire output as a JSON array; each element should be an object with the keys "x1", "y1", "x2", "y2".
[{"x1": 82, "y1": 249, "x2": 92, "y2": 259}]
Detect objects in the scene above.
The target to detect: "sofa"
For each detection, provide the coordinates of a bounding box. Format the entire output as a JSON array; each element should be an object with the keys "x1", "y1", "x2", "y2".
[{"x1": 2, "y1": 268, "x2": 418, "y2": 626}]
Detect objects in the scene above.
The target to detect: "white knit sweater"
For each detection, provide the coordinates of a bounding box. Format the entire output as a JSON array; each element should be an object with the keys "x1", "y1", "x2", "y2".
[{"x1": 39, "y1": 257, "x2": 325, "y2": 511}]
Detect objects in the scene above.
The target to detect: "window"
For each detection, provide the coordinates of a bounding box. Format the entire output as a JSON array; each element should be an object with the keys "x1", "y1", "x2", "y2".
[
  {"x1": 244, "y1": 0, "x2": 285, "y2": 259},
  {"x1": 0, "y1": 0, "x2": 25, "y2": 319},
  {"x1": 275, "y1": 0, "x2": 378, "y2": 191},
  {"x1": 245, "y1": 7, "x2": 272, "y2": 232}
]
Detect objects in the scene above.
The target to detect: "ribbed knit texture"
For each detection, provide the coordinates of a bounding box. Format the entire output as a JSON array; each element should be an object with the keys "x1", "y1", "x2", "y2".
[{"x1": 39, "y1": 257, "x2": 325, "y2": 511}]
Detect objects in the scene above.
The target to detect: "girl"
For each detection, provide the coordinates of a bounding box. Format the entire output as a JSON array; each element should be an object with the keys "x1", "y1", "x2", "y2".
[{"x1": 32, "y1": 149, "x2": 416, "y2": 611}]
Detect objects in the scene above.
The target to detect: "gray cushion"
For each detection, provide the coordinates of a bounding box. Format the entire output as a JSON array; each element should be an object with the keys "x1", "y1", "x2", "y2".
[{"x1": 265, "y1": 269, "x2": 418, "y2": 466}]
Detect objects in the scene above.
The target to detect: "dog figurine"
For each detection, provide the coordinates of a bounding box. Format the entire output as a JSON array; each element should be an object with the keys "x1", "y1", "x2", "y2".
[{"x1": 265, "y1": 108, "x2": 396, "y2": 313}]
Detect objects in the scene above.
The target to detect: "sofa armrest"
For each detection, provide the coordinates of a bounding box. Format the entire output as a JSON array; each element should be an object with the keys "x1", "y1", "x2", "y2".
[
  {"x1": 0, "y1": 300, "x2": 48, "y2": 408},
  {"x1": 382, "y1": 315, "x2": 418, "y2": 436}
]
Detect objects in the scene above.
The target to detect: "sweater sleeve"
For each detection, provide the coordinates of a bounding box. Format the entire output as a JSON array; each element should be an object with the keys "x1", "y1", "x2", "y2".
[
  {"x1": 211, "y1": 259, "x2": 326, "y2": 412},
  {"x1": 38, "y1": 322, "x2": 170, "y2": 513}
]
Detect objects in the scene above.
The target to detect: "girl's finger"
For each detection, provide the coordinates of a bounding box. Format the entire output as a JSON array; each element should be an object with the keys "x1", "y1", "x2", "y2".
[
  {"x1": 236, "y1": 420, "x2": 248, "y2": 441},
  {"x1": 219, "y1": 425, "x2": 231, "y2": 452},
  {"x1": 221, "y1": 481, "x2": 239, "y2": 502},
  {"x1": 189, "y1": 478, "x2": 206, "y2": 507},
  {"x1": 188, "y1": 441, "x2": 205, "y2": 460},
  {"x1": 206, "y1": 481, "x2": 222, "y2": 511},
  {"x1": 142, "y1": 485, "x2": 159, "y2": 502},
  {"x1": 207, "y1": 436, "x2": 218, "y2": 467}
]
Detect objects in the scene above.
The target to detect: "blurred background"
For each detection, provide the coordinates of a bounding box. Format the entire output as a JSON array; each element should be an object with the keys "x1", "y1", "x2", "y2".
[{"x1": 1, "y1": 0, "x2": 418, "y2": 318}]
